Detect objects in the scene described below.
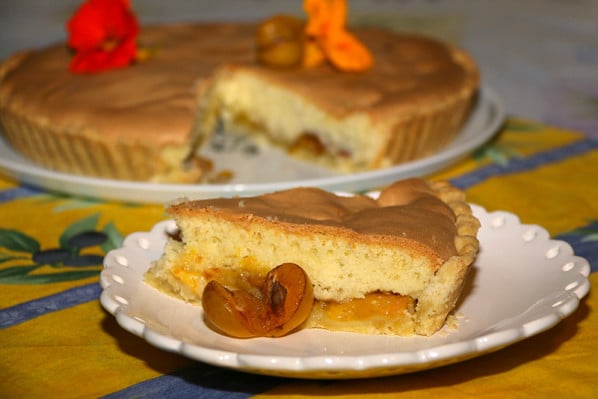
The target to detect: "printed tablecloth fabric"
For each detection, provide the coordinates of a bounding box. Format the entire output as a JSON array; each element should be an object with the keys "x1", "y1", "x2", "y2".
[
  {"x1": 1, "y1": 118, "x2": 597, "y2": 398},
  {"x1": 1, "y1": 0, "x2": 598, "y2": 397}
]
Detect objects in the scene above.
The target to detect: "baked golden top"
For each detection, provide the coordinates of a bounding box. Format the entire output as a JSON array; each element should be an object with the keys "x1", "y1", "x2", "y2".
[
  {"x1": 168, "y1": 178, "x2": 458, "y2": 263},
  {"x1": 245, "y1": 28, "x2": 478, "y2": 118},
  {"x1": 0, "y1": 24, "x2": 255, "y2": 145},
  {"x1": 0, "y1": 23, "x2": 477, "y2": 143}
]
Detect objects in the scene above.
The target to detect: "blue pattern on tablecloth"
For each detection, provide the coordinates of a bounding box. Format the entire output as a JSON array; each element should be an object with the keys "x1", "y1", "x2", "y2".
[
  {"x1": 0, "y1": 282, "x2": 101, "y2": 328},
  {"x1": 0, "y1": 185, "x2": 43, "y2": 203},
  {"x1": 101, "y1": 363, "x2": 287, "y2": 399},
  {"x1": 450, "y1": 137, "x2": 598, "y2": 190}
]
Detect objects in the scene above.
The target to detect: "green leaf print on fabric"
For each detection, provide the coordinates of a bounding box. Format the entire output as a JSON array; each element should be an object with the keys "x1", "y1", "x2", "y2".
[
  {"x1": 473, "y1": 144, "x2": 522, "y2": 166},
  {"x1": 0, "y1": 214, "x2": 123, "y2": 284},
  {"x1": 59, "y1": 213, "x2": 100, "y2": 251},
  {"x1": 472, "y1": 119, "x2": 544, "y2": 166},
  {"x1": 100, "y1": 222, "x2": 124, "y2": 253},
  {"x1": 0, "y1": 230, "x2": 41, "y2": 253},
  {"x1": 569, "y1": 221, "x2": 598, "y2": 242}
]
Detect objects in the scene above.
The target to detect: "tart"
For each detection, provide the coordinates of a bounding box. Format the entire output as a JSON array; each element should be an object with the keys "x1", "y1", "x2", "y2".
[
  {"x1": 0, "y1": 21, "x2": 478, "y2": 182},
  {"x1": 145, "y1": 178, "x2": 480, "y2": 336}
]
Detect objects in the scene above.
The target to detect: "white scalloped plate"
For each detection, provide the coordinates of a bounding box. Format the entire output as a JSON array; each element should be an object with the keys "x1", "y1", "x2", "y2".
[
  {"x1": 100, "y1": 204, "x2": 590, "y2": 379},
  {"x1": 0, "y1": 86, "x2": 503, "y2": 203}
]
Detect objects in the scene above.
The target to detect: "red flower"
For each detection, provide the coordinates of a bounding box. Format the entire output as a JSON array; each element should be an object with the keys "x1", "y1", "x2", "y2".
[{"x1": 67, "y1": 0, "x2": 139, "y2": 73}]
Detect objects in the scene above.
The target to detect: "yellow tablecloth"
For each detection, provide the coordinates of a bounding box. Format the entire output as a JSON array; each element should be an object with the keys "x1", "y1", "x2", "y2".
[{"x1": 1, "y1": 118, "x2": 597, "y2": 398}]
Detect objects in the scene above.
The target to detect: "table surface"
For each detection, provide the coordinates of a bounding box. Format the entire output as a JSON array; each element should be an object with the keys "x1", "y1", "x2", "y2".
[{"x1": 1, "y1": 1, "x2": 597, "y2": 398}]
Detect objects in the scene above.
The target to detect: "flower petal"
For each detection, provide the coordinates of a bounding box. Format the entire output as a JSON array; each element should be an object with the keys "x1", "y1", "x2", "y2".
[
  {"x1": 66, "y1": 0, "x2": 139, "y2": 73},
  {"x1": 325, "y1": 31, "x2": 373, "y2": 71},
  {"x1": 69, "y1": 37, "x2": 137, "y2": 73},
  {"x1": 302, "y1": 0, "x2": 372, "y2": 72}
]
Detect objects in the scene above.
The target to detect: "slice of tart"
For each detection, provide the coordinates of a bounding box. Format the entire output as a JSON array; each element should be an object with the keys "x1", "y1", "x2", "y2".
[{"x1": 145, "y1": 178, "x2": 480, "y2": 336}]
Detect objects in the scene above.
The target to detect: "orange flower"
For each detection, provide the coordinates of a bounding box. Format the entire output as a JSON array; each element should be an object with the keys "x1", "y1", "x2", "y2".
[
  {"x1": 67, "y1": 0, "x2": 139, "y2": 73},
  {"x1": 303, "y1": 0, "x2": 373, "y2": 71}
]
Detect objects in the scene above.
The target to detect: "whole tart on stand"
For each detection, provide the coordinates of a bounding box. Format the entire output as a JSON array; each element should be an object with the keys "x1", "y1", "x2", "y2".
[{"x1": 0, "y1": 1, "x2": 479, "y2": 183}]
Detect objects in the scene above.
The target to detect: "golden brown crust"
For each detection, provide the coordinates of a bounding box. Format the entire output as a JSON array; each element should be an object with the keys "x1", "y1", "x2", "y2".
[{"x1": 412, "y1": 180, "x2": 480, "y2": 334}]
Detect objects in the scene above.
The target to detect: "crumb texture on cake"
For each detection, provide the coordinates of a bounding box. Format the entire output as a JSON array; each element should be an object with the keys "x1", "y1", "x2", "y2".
[{"x1": 145, "y1": 178, "x2": 480, "y2": 336}]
